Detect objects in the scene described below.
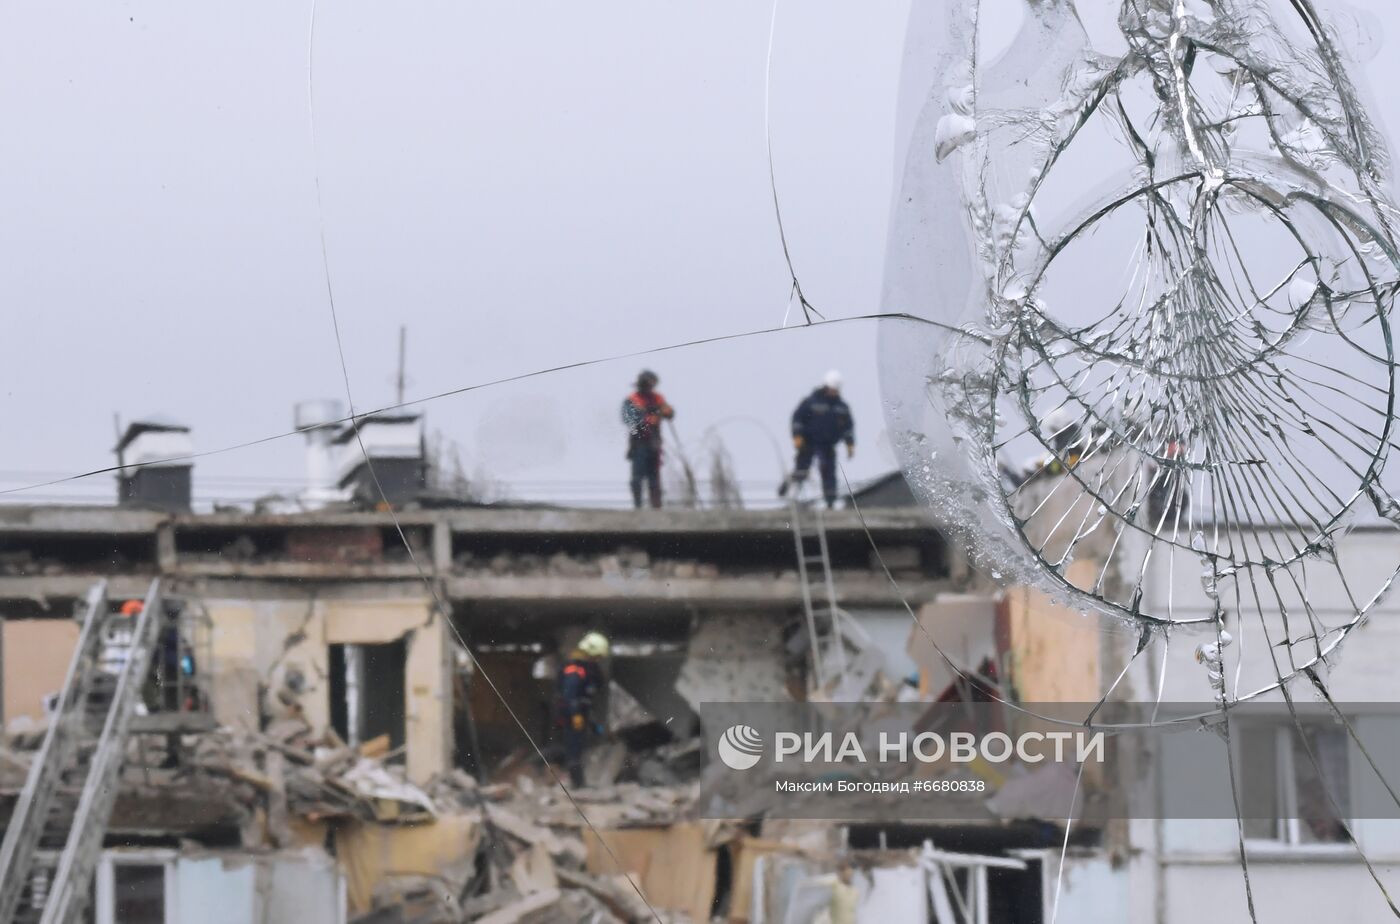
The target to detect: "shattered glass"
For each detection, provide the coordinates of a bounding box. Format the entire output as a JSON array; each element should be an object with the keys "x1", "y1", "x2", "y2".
[
  {"x1": 878, "y1": 0, "x2": 1400, "y2": 915},
  {"x1": 881, "y1": 0, "x2": 1400, "y2": 703}
]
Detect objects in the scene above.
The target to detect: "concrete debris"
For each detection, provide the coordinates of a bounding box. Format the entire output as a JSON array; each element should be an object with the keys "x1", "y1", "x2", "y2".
[
  {"x1": 635, "y1": 738, "x2": 703, "y2": 787},
  {"x1": 555, "y1": 866, "x2": 652, "y2": 919},
  {"x1": 342, "y1": 758, "x2": 438, "y2": 821},
  {"x1": 474, "y1": 888, "x2": 562, "y2": 924},
  {"x1": 3, "y1": 710, "x2": 724, "y2": 923},
  {"x1": 1, "y1": 706, "x2": 1034, "y2": 924},
  {"x1": 454, "y1": 548, "x2": 721, "y2": 580},
  {"x1": 509, "y1": 842, "x2": 559, "y2": 894},
  {"x1": 187, "y1": 723, "x2": 438, "y2": 824}
]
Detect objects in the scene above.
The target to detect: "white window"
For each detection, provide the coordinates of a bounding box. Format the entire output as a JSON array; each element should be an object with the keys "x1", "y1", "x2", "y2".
[
  {"x1": 95, "y1": 851, "x2": 177, "y2": 924},
  {"x1": 1239, "y1": 720, "x2": 1350, "y2": 846}
]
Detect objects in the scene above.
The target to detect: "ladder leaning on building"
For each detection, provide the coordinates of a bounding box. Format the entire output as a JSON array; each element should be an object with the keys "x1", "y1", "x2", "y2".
[
  {"x1": 790, "y1": 499, "x2": 845, "y2": 691},
  {"x1": 0, "y1": 579, "x2": 163, "y2": 924}
]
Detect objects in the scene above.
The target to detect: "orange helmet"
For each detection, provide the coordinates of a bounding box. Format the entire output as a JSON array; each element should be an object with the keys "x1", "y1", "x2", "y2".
[{"x1": 120, "y1": 600, "x2": 144, "y2": 617}]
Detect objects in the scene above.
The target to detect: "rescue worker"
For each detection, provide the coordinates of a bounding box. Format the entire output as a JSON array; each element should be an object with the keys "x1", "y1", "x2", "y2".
[
  {"x1": 555, "y1": 631, "x2": 609, "y2": 788},
  {"x1": 156, "y1": 607, "x2": 199, "y2": 713},
  {"x1": 802, "y1": 859, "x2": 859, "y2": 924},
  {"x1": 621, "y1": 370, "x2": 674, "y2": 509},
  {"x1": 782, "y1": 370, "x2": 854, "y2": 508},
  {"x1": 820, "y1": 860, "x2": 859, "y2": 924}
]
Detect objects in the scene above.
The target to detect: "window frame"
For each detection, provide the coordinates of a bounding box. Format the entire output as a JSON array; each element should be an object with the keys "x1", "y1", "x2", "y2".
[
  {"x1": 95, "y1": 849, "x2": 178, "y2": 924},
  {"x1": 1239, "y1": 721, "x2": 1352, "y2": 851}
]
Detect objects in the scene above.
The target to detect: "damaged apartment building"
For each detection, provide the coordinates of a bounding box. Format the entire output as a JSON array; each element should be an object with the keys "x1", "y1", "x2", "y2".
[{"x1": 0, "y1": 411, "x2": 1148, "y2": 924}]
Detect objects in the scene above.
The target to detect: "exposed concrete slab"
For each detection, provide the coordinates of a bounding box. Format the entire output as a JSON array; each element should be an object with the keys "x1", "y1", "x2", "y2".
[
  {"x1": 174, "y1": 510, "x2": 438, "y2": 529},
  {"x1": 175, "y1": 561, "x2": 423, "y2": 581},
  {"x1": 445, "y1": 574, "x2": 953, "y2": 607},
  {"x1": 0, "y1": 505, "x2": 165, "y2": 534},
  {"x1": 0, "y1": 574, "x2": 158, "y2": 603},
  {"x1": 0, "y1": 573, "x2": 949, "y2": 609},
  {"x1": 179, "y1": 578, "x2": 433, "y2": 602},
  {"x1": 440, "y1": 506, "x2": 937, "y2": 536},
  {"x1": 0, "y1": 504, "x2": 935, "y2": 537}
]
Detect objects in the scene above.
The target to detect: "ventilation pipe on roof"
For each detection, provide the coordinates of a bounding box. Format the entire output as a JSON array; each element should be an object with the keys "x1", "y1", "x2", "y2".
[{"x1": 295, "y1": 400, "x2": 350, "y2": 510}]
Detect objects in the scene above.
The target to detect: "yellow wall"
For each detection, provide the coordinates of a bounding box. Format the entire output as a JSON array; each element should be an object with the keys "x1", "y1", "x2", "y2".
[
  {"x1": 336, "y1": 814, "x2": 482, "y2": 914},
  {"x1": 2, "y1": 619, "x2": 80, "y2": 723},
  {"x1": 323, "y1": 598, "x2": 449, "y2": 783},
  {"x1": 205, "y1": 596, "x2": 449, "y2": 783},
  {"x1": 1002, "y1": 559, "x2": 1104, "y2": 702}
]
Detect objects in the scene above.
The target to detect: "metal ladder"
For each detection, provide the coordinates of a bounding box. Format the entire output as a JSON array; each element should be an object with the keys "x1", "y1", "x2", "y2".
[
  {"x1": 788, "y1": 499, "x2": 848, "y2": 690},
  {"x1": 0, "y1": 579, "x2": 163, "y2": 924}
]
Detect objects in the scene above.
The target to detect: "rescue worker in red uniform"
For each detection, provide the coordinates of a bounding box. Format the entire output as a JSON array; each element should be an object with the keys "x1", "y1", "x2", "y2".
[
  {"x1": 554, "y1": 631, "x2": 609, "y2": 788},
  {"x1": 621, "y1": 370, "x2": 674, "y2": 509}
]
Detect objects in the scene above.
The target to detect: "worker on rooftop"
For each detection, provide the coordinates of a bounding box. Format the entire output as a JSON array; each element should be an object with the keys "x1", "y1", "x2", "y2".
[
  {"x1": 554, "y1": 631, "x2": 609, "y2": 788},
  {"x1": 621, "y1": 369, "x2": 674, "y2": 509},
  {"x1": 781, "y1": 370, "x2": 854, "y2": 509}
]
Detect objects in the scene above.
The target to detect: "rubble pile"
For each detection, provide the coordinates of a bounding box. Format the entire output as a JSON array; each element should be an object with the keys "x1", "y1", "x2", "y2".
[
  {"x1": 381, "y1": 769, "x2": 706, "y2": 923},
  {"x1": 2, "y1": 713, "x2": 1032, "y2": 923},
  {"x1": 174, "y1": 719, "x2": 433, "y2": 827},
  {"x1": 4, "y1": 715, "x2": 720, "y2": 923},
  {"x1": 0, "y1": 722, "x2": 691, "y2": 920}
]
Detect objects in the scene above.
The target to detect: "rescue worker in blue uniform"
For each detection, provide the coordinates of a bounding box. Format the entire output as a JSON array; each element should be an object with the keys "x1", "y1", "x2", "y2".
[
  {"x1": 781, "y1": 370, "x2": 855, "y2": 508},
  {"x1": 554, "y1": 631, "x2": 609, "y2": 788}
]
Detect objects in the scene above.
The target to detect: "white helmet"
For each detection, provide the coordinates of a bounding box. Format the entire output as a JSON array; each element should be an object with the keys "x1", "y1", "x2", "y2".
[
  {"x1": 577, "y1": 631, "x2": 610, "y2": 658},
  {"x1": 823, "y1": 369, "x2": 843, "y2": 390}
]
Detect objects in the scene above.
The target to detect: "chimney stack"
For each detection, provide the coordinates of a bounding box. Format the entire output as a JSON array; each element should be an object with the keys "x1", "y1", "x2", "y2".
[
  {"x1": 334, "y1": 412, "x2": 426, "y2": 509},
  {"x1": 114, "y1": 418, "x2": 193, "y2": 513}
]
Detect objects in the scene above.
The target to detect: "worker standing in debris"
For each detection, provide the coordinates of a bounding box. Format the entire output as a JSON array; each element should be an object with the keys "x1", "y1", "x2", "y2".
[
  {"x1": 827, "y1": 861, "x2": 860, "y2": 924},
  {"x1": 809, "y1": 859, "x2": 859, "y2": 924},
  {"x1": 781, "y1": 370, "x2": 854, "y2": 509},
  {"x1": 622, "y1": 370, "x2": 674, "y2": 509},
  {"x1": 555, "y1": 631, "x2": 609, "y2": 787}
]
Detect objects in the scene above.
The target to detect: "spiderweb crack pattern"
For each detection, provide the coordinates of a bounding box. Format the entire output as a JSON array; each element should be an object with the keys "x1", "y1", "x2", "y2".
[{"x1": 879, "y1": 1, "x2": 1400, "y2": 916}]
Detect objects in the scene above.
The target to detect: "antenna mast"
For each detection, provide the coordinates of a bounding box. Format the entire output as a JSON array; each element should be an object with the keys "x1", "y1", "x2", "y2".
[{"x1": 396, "y1": 325, "x2": 407, "y2": 405}]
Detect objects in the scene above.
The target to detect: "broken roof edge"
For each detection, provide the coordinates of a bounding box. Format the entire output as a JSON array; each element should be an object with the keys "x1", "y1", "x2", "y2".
[{"x1": 0, "y1": 501, "x2": 945, "y2": 537}]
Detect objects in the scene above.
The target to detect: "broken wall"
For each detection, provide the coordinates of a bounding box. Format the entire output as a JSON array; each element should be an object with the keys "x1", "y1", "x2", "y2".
[
  {"x1": 843, "y1": 608, "x2": 920, "y2": 684},
  {"x1": 905, "y1": 594, "x2": 998, "y2": 698},
  {"x1": 610, "y1": 653, "x2": 693, "y2": 737},
  {"x1": 584, "y1": 823, "x2": 718, "y2": 922},
  {"x1": 677, "y1": 614, "x2": 789, "y2": 709},
  {"x1": 905, "y1": 580, "x2": 1106, "y2": 702},
  {"x1": 1, "y1": 617, "x2": 79, "y2": 724},
  {"x1": 205, "y1": 595, "x2": 450, "y2": 783},
  {"x1": 998, "y1": 560, "x2": 1104, "y2": 702},
  {"x1": 335, "y1": 814, "x2": 482, "y2": 915}
]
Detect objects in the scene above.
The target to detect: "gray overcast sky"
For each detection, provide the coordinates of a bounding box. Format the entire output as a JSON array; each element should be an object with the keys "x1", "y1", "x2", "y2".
[
  {"x1": 2, "y1": 1, "x2": 1396, "y2": 508},
  {"x1": 0, "y1": 0, "x2": 912, "y2": 508}
]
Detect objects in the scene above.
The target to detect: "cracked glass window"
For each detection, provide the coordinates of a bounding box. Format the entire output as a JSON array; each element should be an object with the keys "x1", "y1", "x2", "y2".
[{"x1": 3, "y1": 2, "x2": 1400, "y2": 923}]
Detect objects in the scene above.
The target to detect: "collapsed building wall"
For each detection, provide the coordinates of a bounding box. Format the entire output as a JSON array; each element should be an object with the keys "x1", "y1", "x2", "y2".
[
  {"x1": 204, "y1": 595, "x2": 451, "y2": 784},
  {"x1": 0, "y1": 503, "x2": 1010, "y2": 920}
]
